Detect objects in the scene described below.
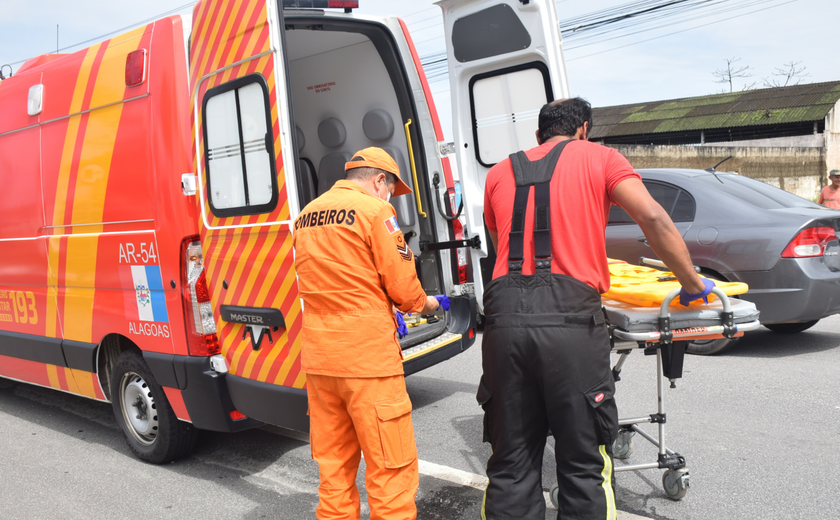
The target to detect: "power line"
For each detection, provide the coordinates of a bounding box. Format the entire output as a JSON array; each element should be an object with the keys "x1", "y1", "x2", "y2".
[
  {"x1": 566, "y1": 0, "x2": 796, "y2": 61},
  {"x1": 6, "y1": 2, "x2": 194, "y2": 67}
]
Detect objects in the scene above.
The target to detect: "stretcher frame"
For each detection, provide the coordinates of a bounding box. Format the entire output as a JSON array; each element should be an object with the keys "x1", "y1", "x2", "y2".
[
  {"x1": 549, "y1": 287, "x2": 760, "y2": 505},
  {"x1": 609, "y1": 287, "x2": 759, "y2": 500}
]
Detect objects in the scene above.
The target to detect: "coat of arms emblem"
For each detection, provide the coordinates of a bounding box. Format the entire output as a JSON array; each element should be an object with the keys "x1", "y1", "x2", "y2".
[{"x1": 135, "y1": 284, "x2": 151, "y2": 307}]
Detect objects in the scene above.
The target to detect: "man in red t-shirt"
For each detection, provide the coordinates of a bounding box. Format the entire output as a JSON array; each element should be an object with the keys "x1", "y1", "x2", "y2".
[
  {"x1": 818, "y1": 170, "x2": 840, "y2": 209},
  {"x1": 478, "y1": 98, "x2": 709, "y2": 520}
]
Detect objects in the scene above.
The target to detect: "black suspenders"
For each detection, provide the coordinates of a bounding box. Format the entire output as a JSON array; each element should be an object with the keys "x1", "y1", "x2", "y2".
[{"x1": 506, "y1": 140, "x2": 571, "y2": 274}]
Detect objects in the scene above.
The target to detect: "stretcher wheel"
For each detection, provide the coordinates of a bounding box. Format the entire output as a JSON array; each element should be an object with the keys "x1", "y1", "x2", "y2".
[
  {"x1": 662, "y1": 469, "x2": 689, "y2": 500},
  {"x1": 550, "y1": 486, "x2": 559, "y2": 508},
  {"x1": 613, "y1": 430, "x2": 635, "y2": 460}
]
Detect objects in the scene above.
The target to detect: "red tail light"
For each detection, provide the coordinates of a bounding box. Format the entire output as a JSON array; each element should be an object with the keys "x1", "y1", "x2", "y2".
[
  {"x1": 125, "y1": 49, "x2": 146, "y2": 87},
  {"x1": 448, "y1": 188, "x2": 469, "y2": 284},
  {"x1": 781, "y1": 226, "x2": 838, "y2": 258},
  {"x1": 181, "y1": 236, "x2": 221, "y2": 356}
]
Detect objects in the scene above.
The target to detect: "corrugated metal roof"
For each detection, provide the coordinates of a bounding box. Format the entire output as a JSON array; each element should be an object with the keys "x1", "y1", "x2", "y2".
[{"x1": 590, "y1": 81, "x2": 840, "y2": 139}]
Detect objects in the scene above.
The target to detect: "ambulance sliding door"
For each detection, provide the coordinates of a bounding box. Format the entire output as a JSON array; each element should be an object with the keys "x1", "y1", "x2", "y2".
[
  {"x1": 436, "y1": 0, "x2": 569, "y2": 312},
  {"x1": 191, "y1": 0, "x2": 307, "y2": 431}
]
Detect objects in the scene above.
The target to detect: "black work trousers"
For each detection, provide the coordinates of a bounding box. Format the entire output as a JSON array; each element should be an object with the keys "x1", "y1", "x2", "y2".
[{"x1": 479, "y1": 272, "x2": 618, "y2": 520}]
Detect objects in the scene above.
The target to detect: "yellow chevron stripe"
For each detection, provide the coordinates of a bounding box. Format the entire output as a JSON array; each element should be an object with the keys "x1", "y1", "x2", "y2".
[
  {"x1": 221, "y1": 215, "x2": 271, "y2": 306},
  {"x1": 68, "y1": 368, "x2": 97, "y2": 399},
  {"x1": 225, "y1": 219, "x2": 274, "y2": 306},
  {"x1": 235, "y1": 7, "x2": 269, "y2": 69},
  {"x1": 291, "y1": 370, "x2": 306, "y2": 389},
  {"x1": 219, "y1": 0, "x2": 259, "y2": 84},
  {"x1": 190, "y1": 0, "x2": 213, "y2": 54},
  {"x1": 209, "y1": 0, "x2": 248, "y2": 75},
  {"x1": 46, "y1": 364, "x2": 61, "y2": 389},
  {"x1": 599, "y1": 444, "x2": 617, "y2": 520},
  {"x1": 195, "y1": 0, "x2": 235, "y2": 82},
  {"x1": 62, "y1": 367, "x2": 81, "y2": 394},
  {"x1": 46, "y1": 44, "x2": 103, "y2": 339},
  {"x1": 265, "y1": 273, "x2": 303, "y2": 384},
  {"x1": 227, "y1": 324, "x2": 252, "y2": 374},
  {"x1": 64, "y1": 29, "x2": 144, "y2": 343},
  {"x1": 250, "y1": 233, "x2": 293, "y2": 307},
  {"x1": 209, "y1": 227, "x2": 244, "y2": 307},
  {"x1": 254, "y1": 301, "x2": 300, "y2": 382}
]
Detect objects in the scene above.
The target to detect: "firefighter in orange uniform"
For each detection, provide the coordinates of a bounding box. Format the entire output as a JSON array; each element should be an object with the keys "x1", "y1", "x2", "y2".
[{"x1": 293, "y1": 147, "x2": 440, "y2": 520}]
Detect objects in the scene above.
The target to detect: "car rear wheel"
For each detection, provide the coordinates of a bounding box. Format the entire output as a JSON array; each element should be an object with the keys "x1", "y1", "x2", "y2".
[
  {"x1": 110, "y1": 349, "x2": 198, "y2": 463},
  {"x1": 764, "y1": 320, "x2": 819, "y2": 333},
  {"x1": 685, "y1": 337, "x2": 740, "y2": 356}
]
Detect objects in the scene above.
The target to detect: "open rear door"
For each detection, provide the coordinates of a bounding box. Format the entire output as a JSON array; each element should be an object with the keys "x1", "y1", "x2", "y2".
[
  {"x1": 190, "y1": 0, "x2": 307, "y2": 431},
  {"x1": 436, "y1": 0, "x2": 569, "y2": 311}
]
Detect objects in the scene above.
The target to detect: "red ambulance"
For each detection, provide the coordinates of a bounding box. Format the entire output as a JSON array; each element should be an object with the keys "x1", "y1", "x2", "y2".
[{"x1": 0, "y1": 0, "x2": 568, "y2": 462}]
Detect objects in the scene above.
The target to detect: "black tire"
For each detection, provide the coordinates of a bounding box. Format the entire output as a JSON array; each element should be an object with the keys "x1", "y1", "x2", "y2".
[
  {"x1": 764, "y1": 320, "x2": 819, "y2": 333},
  {"x1": 110, "y1": 349, "x2": 198, "y2": 463},
  {"x1": 685, "y1": 337, "x2": 740, "y2": 356}
]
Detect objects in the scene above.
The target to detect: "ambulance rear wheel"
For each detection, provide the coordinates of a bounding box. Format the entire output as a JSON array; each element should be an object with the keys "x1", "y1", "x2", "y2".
[{"x1": 110, "y1": 350, "x2": 198, "y2": 464}]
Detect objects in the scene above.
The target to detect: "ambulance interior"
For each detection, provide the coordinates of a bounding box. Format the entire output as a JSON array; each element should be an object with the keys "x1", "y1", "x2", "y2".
[{"x1": 284, "y1": 19, "x2": 450, "y2": 348}]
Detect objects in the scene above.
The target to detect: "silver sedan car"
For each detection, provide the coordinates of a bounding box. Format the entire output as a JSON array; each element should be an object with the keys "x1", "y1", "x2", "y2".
[{"x1": 606, "y1": 168, "x2": 840, "y2": 354}]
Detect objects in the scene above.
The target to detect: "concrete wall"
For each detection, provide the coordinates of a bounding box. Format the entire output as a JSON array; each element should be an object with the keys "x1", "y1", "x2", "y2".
[
  {"x1": 610, "y1": 144, "x2": 825, "y2": 200},
  {"x1": 826, "y1": 100, "x2": 840, "y2": 174},
  {"x1": 706, "y1": 134, "x2": 823, "y2": 148}
]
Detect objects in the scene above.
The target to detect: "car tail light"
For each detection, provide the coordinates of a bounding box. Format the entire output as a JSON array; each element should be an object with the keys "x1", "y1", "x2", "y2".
[
  {"x1": 125, "y1": 49, "x2": 146, "y2": 87},
  {"x1": 181, "y1": 237, "x2": 220, "y2": 356},
  {"x1": 781, "y1": 227, "x2": 838, "y2": 258}
]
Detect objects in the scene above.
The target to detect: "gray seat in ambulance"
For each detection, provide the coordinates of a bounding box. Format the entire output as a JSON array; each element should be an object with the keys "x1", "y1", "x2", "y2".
[
  {"x1": 317, "y1": 118, "x2": 351, "y2": 196},
  {"x1": 362, "y1": 109, "x2": 415, "y2": 227},
  {"x1": 296, "y1": 126, "x2": 318, "y2": 203}
]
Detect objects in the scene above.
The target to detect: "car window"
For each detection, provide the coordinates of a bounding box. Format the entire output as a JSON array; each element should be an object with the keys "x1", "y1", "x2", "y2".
[
  {"x1": 645, "y1": 181, "x2": 680, "y2": 214},
  {"x1": 607, "y1": 180, "x2": 695, "y2": 225},
  {"x1": 608, "y1": 204, "x2": 634, "y2": 224},
  {"x1": 696, "y1": 174, "x2": 820, "y2": 209},
  {"x1": 670, "y1": 190, "x2": 696, "y2": 222}
]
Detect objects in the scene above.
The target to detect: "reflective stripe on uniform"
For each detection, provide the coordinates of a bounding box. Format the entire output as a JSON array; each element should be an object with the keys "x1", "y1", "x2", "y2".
[{"x1": 598, "y1": 444, "x2": 617, "y2": 520}]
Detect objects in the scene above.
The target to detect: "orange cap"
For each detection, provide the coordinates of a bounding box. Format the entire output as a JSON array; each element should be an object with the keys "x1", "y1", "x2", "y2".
[{"x1": 345, "y1": 147, "x2": 412, "y2": 197}]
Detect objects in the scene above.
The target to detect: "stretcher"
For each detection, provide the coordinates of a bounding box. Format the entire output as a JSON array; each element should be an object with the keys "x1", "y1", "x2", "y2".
[{"x1": 549, "y1": 282, "x2": 760, "y2": 505}]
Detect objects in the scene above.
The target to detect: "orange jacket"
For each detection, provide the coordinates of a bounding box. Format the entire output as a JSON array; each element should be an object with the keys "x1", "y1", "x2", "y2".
[{"x1": 293, "y1": 180, "x2": 427, "y2": 377}]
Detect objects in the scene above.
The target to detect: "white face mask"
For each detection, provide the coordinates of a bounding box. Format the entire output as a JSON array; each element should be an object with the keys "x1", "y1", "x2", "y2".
[{"x1": 378, "y1": 178, "x2": 391, "y2": 202}]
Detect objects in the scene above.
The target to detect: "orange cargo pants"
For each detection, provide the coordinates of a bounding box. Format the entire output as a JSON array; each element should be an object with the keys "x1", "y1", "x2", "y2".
[{"x1": 307, "y1": 373, "x2": 419, "y2": 520}]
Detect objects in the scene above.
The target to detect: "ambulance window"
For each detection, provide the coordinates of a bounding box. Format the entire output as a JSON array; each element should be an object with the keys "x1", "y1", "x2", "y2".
[
  {"x1": 202, "y1": 74, "x2": 278, "y2": 217},
  {"x1": 451, "y1": 4, "x2": 531, "y2": 63},
  {"x1": 469, "y1": 63, "x2": 552, "y2": 167}
]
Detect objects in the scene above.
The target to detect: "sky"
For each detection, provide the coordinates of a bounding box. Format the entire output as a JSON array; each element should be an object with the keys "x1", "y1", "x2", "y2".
[{"x1": 1, "y1": 0, "x2": 837, "y2": 139}]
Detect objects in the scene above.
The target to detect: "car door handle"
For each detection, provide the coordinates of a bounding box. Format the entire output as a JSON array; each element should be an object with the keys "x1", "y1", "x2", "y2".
[{"x1": 637, "y1": 236, "x2": 650, "y2": 246}]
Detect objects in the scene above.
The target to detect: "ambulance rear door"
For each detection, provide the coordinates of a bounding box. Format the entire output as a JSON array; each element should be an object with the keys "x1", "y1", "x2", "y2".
[
  {"x1": 190, "y1": 0, "x2": 308, "y2": 432},
  {"x1": 436, "y1": 0, "x2": 569, "y2": 311}
]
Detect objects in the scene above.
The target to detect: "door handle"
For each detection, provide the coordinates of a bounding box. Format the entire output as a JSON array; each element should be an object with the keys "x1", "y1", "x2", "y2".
[{"x1": 636, "y1": 236, "x2": 650, "y2": 246}]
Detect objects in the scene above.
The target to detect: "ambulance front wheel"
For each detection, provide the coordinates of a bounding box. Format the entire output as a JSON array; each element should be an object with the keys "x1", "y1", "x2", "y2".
[{"x1": 110, "y1": 349, "x2": 198, "y2": 464}]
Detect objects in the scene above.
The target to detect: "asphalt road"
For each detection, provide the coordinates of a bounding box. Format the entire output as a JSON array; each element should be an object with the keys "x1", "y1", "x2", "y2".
[{"x1": 1, "y1": 315, "x2": 839, "y2": 519}]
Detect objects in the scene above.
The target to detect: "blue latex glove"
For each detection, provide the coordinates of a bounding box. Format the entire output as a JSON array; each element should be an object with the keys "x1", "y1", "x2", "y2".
[
  {"x1": 434, "y1": 294, "x2": 451, "y2": 311},
  {"x1": 396, "y1": 312, "x2": 409, "y2": 339},
  {"x1": 679, "y1": 278, "x2": 716, "y2": 307}
]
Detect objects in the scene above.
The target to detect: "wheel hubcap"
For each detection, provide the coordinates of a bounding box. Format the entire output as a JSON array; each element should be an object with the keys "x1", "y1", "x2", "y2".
[{"x1": 120, "y1": 372, "x2": 158, "y2": 446}]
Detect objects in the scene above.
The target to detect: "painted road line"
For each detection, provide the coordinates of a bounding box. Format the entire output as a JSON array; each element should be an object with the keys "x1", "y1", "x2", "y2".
[
  {"x1": 417, "y1": 460, "x2": 651, "y2": 519},
  {"x1": 263, "y1": 427, "x2": 651, "y2": 519}
]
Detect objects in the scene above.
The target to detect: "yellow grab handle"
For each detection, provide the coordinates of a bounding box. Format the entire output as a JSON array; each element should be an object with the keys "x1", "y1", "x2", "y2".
[{"x1": 404, "y1": 119, "x2": 427, "y2": 218}]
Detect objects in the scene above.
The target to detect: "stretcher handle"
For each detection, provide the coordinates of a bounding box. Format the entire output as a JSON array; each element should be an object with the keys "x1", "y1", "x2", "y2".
[{"x1": 659, "y1": 287, "x2": 732, "y2": 317}]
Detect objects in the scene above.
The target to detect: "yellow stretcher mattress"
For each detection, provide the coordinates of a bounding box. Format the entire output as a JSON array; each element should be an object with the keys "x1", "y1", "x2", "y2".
[{"x1": 605, "y1": 259, "x2": 749, "y2": 307}]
